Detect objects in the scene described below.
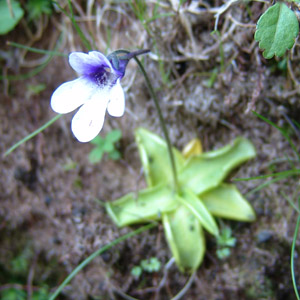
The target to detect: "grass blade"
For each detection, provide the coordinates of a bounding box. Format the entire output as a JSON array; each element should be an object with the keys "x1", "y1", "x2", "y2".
[
  {"x1": 291, "y1": 197, "x2": 300, "y2": 300},
  {"x1": 4, "y1": 114, "x2": 62, "y2": 156},
  {"x1": 53, "y1": 0, "x2": 92, "y2": 51},
  {"x1": 235, "y1": 169, "x2": 300, "y2": 181},
  {"x1": 253, "y1": 111, "x2": 300, "y2": 162},
  {"x1": 7, "y1": 41, "x2": 67, "y2": 57},
  {"x1": 246, "y1": 174, "x2": 293, "y2": 197},
  {"x1": 49, "y1": 223, "x2": 156, "y2": 300}
]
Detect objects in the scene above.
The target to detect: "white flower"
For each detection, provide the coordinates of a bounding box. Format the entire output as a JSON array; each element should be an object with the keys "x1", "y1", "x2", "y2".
[{"x1": 50, "y1": 51, "x2": 126, "y2": 142}]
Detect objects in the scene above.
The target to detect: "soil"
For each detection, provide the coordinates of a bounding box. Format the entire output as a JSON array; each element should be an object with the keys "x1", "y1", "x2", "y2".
[{"x1": 1, "y1": 1, "x2": 300, "y2": 300}]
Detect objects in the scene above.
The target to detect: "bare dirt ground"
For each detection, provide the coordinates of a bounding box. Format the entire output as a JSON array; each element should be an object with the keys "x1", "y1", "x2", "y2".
[{"x1": 1, "y1": 1, "x2": 300, "y2": 299}]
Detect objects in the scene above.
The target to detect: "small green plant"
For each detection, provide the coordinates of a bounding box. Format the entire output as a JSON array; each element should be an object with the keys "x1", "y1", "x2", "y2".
[
  {"x1": 63, "y1": 158, "x2": 78, "y2": 171},
  {"x1": 141, "y1": 257, "x2": 161, "y2": 272},
  {"x1": 130, "y1": 0, "x2": 148, "y2": 25},
  {"x1": 26, "y1": 0, "x2": 52, "y2": 21},
  {"x1": 131, "y1": 265, "x2": 143, "y2": 278},
  {"x1": 106, "y1": 128, "x2": 256, "y2": 272},
  {"x1": 10, "y1": 246, "x2": 32, "y2": 274},
  {"x1": 1, "y1": 288, "x2": 27, "y2": 300},
  {"x1": 0, "y1": 287, "x2": 50, "y2": 300},
  {"x1": 216, "y1": 226, "x2": 236, "y2": 260},
  {"x1": 0, "y1": 0, "x2": 24, "y2": 35},
  {"x1": 1, "y1": 245, "x2": 51, "y2": 300},
  {"x1": 131, "y1": 257, "x2": 161, "y2": 278},
  {"x1": 26, "y1": 83, "x2": 46, "y2": 98},
  {"x1": 88, "y1": 130, "x2": 122, "y2": 164},
  {"x1": 255, "y1": 2, "x2": 299, "y2": 59}
]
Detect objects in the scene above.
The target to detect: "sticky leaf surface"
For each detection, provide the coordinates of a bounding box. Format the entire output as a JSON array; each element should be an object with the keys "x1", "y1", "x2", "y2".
[
  {"x1": 163, "y1": 205, "x2": 205, "y2": 272},
  {"x1": 179, "y1": 138, "x2": 256, "y2": 195},
  {"x1": 106, "y1": 185, "x2": 178, "y2": 226},
  {"x1": 179, "y1": 188, "x2": 219, "y2": 236},
  {"x1": 135, "y1": 128, "x2": 184, "y2": 187},
  {"x1": 201, "y1": 184, "x2": 256, "y2": 221}
]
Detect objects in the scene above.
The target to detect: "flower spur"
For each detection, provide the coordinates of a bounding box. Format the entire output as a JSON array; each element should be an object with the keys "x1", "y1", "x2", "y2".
[{"x1": 51, "y1": 50, "x2": 148, "y2": 142}]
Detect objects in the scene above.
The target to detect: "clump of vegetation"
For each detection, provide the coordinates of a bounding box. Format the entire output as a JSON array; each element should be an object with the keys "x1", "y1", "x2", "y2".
[
  {"x1": 106, "y1": 128, "x2": 256, "y2": 272},
  {"x1": 0, "y1": 0, "x2": 52, "y2": 35},
  {"x1": 131, "y1": 257, "x2": 161, "y2": 279},
  {"x1": 88, "y1": 129, "x2": 122, "y2": 164},
  {"x1": 216, "y1": 226, "x2": 236, "y2": 260}
]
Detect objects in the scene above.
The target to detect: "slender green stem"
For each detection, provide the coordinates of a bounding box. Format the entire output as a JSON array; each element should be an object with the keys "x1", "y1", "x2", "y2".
[
  {"x1": 1, "y1": 35, "x2": 64, "y2": 81},
  {"x1": 53, "y1": 0, "x2": 92, "y2": 51},
  {"x1": 49, "y1": 223, "x2": 156, "y2": 300},
  {"x1": 291, "y1": 197, "x2": 300, "y2": 300},
  {"x1": 4, "y1": 114, "x2": 62, "y2": 156},
  {"x1": 6, "y1": 41, "x2": 67, "y2": 57},
  {"x1": 113, "y1": 49, "x2": 179, "y2": 192},
  {"x1": 0, "y1": 61, "x2": 51, "y2": 81},
  {"x1": 132, "y1": 55, "x2": 179, "y2": 192}
]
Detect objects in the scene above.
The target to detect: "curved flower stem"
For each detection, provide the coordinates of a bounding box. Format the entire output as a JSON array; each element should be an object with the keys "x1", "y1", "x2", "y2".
[
  {"x1": 133, "y1": 56, "x2": 179, "y2": 192},
  {"x1": 110, "y1": 49, "x2": 179, "y2": 192}
]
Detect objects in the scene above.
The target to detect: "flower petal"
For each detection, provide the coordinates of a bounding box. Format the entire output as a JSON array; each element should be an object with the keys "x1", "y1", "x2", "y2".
[
  {"x1": 71, "y1": 90, "x2": 110, "y2": 142},
  {"x1": 69, "y1": 51, "x2": 112, "y2": 75},
  {"x1": 107, "y1": 80, "x2": 125, "y2": 117},
  {"x1": 50, "y1": 77, "x2": 96, "y2": 114}
]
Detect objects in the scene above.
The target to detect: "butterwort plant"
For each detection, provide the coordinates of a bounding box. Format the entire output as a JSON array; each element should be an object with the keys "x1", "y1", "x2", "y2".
[
  {"x1": 50, "y1": 49, "x2": 149, "y2": 142},
  {"x1": 106, "y1": 128, "x2": 256, "y2": 272}
]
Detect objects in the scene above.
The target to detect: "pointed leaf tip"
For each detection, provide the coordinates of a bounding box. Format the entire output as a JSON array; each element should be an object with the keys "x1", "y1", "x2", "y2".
[
  {"x1": 201, "y1": 184, "x2": 256, "y2": 222},
  {"x1": 179, "y1": 137, "x2": 256, "y2": 195},
  {"x1": 179, "y1": 188, "x2": 219, "y2": 236},
  {"x1": 135, "y1": 128, "x2": 184, "y2": 187}
]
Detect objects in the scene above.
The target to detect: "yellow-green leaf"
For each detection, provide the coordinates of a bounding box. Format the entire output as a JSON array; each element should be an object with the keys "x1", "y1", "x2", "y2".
[
  {"x1": 106, "y1": 184, "x2": 178, "y2": 227},
  {"x1": 163, "y1": 205, "x2": 205, "y2": 272},
  {"x1": 135, "y1": 128, "x2": 184, "y2": 187},
  {"x1": 200, "y1": 184, "x2": 256, "y2": 222},
  {"x1": 179, "y1": 188, "x2": 219, "y2": 236},
  {"x1": 179, "y1": 138, "x2": 256, "y2": 195}
]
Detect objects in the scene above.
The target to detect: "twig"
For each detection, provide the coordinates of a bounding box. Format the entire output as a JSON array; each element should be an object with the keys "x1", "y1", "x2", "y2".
[
  {"x1": 170, "y1": 271, "x2": 196, "y2": 300},
  {"x1": 214, "y1": 0, "x2": 239, "y2": 31},
  {"x1": 288, "y1": 56, "x2": 300, "y2": 87},
  {"x1": 154, "y1": 257, "x2": 175, "y2": 300},
  {"x1": 27, "y1": 253, "x2": 38, "y2": 300},
  {"x1": 228, "y1": 14, "x2": 256, "y2": 28}
]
